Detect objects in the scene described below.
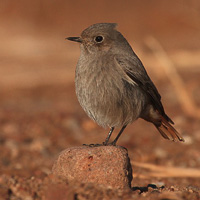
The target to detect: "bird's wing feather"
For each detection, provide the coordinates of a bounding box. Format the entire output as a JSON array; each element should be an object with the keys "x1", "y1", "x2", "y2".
[{"x1": 115, "y1": 55, "x2": 174, "y2": 124}]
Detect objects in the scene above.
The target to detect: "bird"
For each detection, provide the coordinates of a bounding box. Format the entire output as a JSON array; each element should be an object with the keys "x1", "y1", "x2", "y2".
[{"x1": 66, "y1": 23, "x2": 184, "y2": 145}]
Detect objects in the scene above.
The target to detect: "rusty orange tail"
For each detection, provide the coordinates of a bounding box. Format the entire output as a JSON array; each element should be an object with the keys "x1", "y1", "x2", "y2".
[{"x1": 155, "y1": 116, "x2": 184, "y2": 142}]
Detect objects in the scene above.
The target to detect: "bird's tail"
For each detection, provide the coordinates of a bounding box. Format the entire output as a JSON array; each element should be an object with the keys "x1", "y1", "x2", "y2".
[{"x1": 155, "y1": 115, "x2": 184, "y2": 142}]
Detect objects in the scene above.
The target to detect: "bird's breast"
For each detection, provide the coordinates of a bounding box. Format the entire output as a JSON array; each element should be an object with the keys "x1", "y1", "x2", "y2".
[
  {"x1": 75, "y1": 58, "x2": 123, "y2": 107},
  {"x1": 75, "y1": 56, "x2": 143, "y2": 127}
]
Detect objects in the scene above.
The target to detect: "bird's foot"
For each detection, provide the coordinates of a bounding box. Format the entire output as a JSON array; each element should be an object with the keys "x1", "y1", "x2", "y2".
[
  {"x1": 102, "y1": 141, "x2": 116, "y2": 146},
  {"x1": 82, "y1": 143, "x2": 103, "y2": 147},
  {"x1": 83, "y1": 142, "x2": 116, "y2": 147}
]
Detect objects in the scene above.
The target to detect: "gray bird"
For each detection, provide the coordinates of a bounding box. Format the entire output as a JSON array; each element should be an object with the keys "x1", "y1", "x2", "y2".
[{"x1": 67, "y1": 23, "x2": 184, "y2": 145}]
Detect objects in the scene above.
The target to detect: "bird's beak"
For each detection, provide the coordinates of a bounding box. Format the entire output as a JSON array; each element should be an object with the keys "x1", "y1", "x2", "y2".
[{"x1": 66, "y1": 37, "x2": 82, "y2": 43}]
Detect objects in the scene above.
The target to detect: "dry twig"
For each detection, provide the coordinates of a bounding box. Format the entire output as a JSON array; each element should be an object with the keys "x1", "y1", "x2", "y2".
[
  {"x1": 145, "y1": 36, "x2": 200, "y2": 119},
  {"x1": 132, "y1": 161, "x2": 200, "y2": 178}
]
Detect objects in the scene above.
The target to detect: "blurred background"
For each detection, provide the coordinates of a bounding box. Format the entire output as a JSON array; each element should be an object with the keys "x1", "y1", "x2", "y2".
[
  {"x1": 0, "y1": 0, "x2": 200, "y2": 198},
  {"x1": 1, "y1": 0, "x2": 200, "y2": 88}
]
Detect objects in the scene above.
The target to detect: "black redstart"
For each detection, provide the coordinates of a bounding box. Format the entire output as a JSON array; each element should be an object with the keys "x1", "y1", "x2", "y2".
[{"x1": 67, "y1": 23, "x2": 184, "y2": 145}]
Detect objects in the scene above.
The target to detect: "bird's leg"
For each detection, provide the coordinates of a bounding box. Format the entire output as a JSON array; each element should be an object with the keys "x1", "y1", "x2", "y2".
[
  {"x1": 103, "y1": 127, "x2": 115, "y2": 145},
  {"x1": 110, "y1": 125, "x2": 127, "y2": 146}
]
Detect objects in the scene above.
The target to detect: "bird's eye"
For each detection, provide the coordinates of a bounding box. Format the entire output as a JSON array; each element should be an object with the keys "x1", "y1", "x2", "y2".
[{"x1": 95, "y1": 36, "x2": 104, "y2": 43}]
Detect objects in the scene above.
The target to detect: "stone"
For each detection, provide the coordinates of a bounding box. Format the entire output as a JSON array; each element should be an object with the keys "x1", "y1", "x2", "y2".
[{"x1": 52, "y1": 145, "x2": 132, "y2": 190}]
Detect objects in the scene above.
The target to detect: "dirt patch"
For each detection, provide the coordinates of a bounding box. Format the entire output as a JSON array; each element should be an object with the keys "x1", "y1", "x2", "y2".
[{"x1": 0, "y1": 81, "x2": 199, "y2": 199}]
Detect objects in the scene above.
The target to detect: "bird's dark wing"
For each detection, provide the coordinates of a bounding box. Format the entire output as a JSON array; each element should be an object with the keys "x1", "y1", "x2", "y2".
[{"x1": 115, "y1": 55, "x2": 174, "y2": 124}]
